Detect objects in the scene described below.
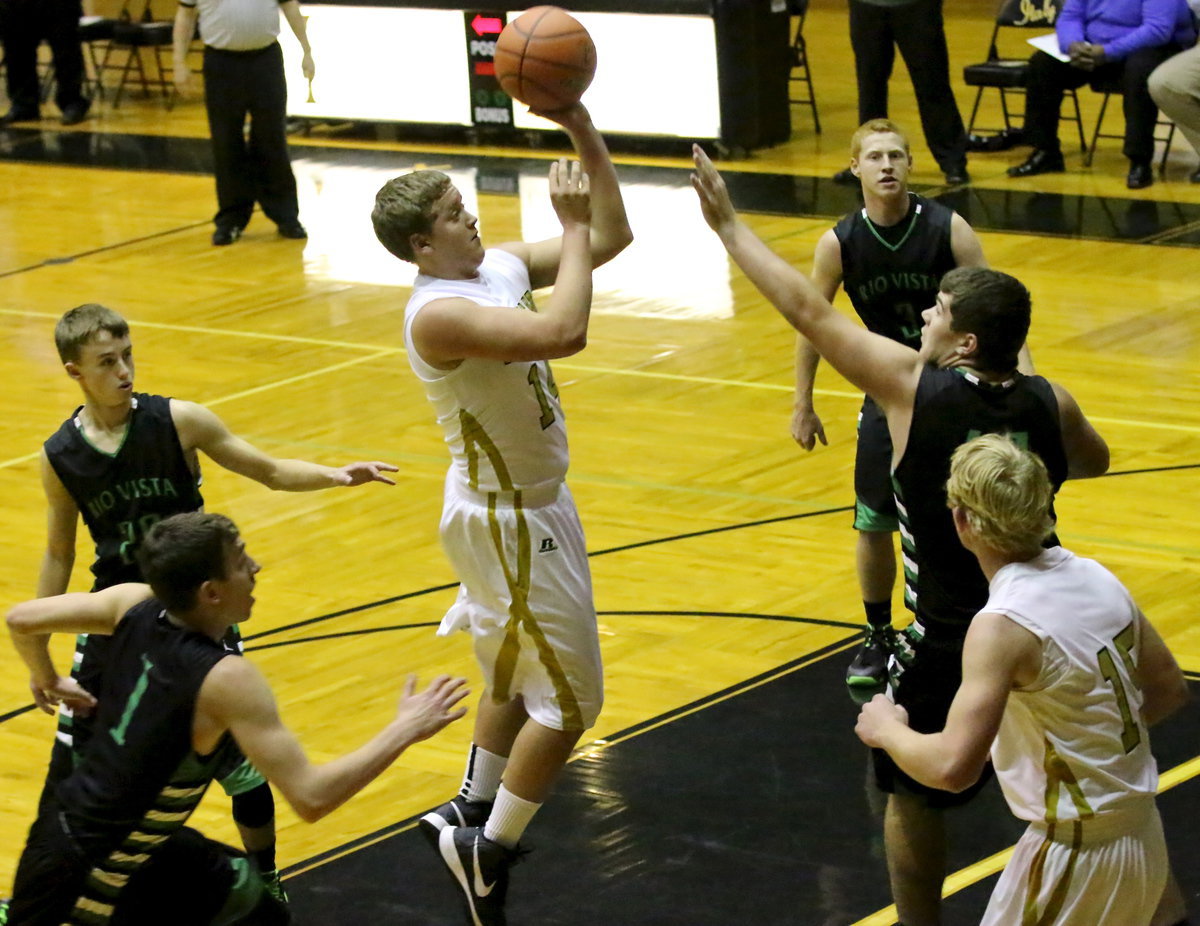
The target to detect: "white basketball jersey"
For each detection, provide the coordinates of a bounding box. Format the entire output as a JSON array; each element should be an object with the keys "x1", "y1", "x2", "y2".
[
  {"x1": 986, "y1": 546, "x2": 1159, "y2": 825},
  {"x1": 404, "y1": 249, "x2": 569, "y2": 493}
]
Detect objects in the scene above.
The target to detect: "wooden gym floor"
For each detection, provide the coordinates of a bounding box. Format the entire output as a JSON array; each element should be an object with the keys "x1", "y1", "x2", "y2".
[{"x1": 1, "y1": 0, "x2": 1199, "y2": 921}]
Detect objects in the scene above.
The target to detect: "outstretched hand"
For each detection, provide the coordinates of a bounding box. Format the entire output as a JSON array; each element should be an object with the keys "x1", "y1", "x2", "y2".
[
  {"x1": 854, "y1": 693, "x2": 908, "y2": 748},
  {"x1": 691, "y1": 144, "x2": 738, "y2": 236},
  {"x1": 30, "y1": 675, "x2": 97, "y2": 717},
  {"x1": 336, "y1": 462, "x2": 399, "y2": 486},
  {"x1": 548, "y1": 157, "x2": 591, "y2": 229},
  {"x1": 394, "y1": 674, "x2": 470, "y2": 742}
]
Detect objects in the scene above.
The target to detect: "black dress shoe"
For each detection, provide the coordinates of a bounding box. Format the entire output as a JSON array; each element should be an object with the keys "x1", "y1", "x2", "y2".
[
  {"x1": 212, "y1": 226, "x2": 242, "y2": 246},
  {"x1": 1191, "y1": 166, "x2": 1200, "y2": 183},
  {"x1": 831, "y1": 167, "x2": 858, "y2": 186},
  {"x1": 1007, "y1": 149, "x2": 1065, "y2": 178},
  {"x1": 0, "y1": 107, "x2": 40, "y2": 126},
  {"x1": 60, "y1": 101, "x2": 91, "y2": 126},
  {"x1": 943, "y1": 167, "x2": 970, "y2": 185},
  {"x1": 1126, "y1": 162, "x2": 1153, "y2": 190},
  {"x1": 277, "y1": 221, "x2": 307, "y2": 239},
  {"x1": 967, "y1": 127, "x2": 1029, "y2": 152}
]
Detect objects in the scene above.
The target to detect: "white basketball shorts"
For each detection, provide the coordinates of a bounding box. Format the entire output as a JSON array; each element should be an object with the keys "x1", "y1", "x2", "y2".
[{"x1": 437, "y1": 473, "x2": 603, "y2": 732}]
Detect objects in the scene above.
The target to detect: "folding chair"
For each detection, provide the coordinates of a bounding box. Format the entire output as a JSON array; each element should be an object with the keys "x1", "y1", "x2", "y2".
[
  {"x1": 787, "y1": 0, "x2": 820, "y2": 133},
  {"x1": 962, "y1": 0, "x2": 1086, "y2": 152},
  {"x1": 1084, "y1": 72, "x2": 1177, "y2": 171}
]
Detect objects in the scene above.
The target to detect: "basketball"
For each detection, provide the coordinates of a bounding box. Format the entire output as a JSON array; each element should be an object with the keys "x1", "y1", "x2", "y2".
[{"x1": 493, "y1": 6, "x2": 596, "y2": 111}]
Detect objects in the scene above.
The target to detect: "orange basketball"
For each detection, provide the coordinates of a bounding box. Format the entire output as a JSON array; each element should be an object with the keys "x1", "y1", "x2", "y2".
[{"x1": 494, "y1": 6, "x2": 596, "y2": 111}]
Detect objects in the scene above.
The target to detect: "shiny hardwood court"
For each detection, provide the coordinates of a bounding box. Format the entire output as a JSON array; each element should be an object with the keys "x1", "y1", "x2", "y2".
[{"x1": 1, "y1": 0, "x2": 1199, "y2": 921}]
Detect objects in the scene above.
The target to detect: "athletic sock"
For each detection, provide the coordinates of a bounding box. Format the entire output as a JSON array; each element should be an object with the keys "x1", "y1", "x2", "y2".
[
  {"x1": 863, "y1": 599, "x2": 891, "y2": 630},
  {"x1": 483, "y1": 784, "x2": 541, "y2": 848},
  {"x1": 252, "y1": 846, "x2": 277, "y2": 875},
  {"x1": 459, "y1": 744, "x2": 508, "y2": 804}
]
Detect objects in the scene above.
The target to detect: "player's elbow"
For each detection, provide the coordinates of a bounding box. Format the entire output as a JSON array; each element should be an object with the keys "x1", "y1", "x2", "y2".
[
  {"x1": 7, "y1": 604, "x2": 39, "y2": 636},
  {"x1": 285, "y1": 790, "x2": 333, "y2": 823},
  {"x1": 542, "y1": 322, "x2": 587, "y2": 358},
  {"x1": 1143, "y1": 676, "x2": 1189, "y2": 727},
  {"x1": 588, "y1": 225, "x2": 633, "y2": 271},
  {"x1": 293, "y1": 801, "x2": 327, "y2": 823},
  {"x1": 935, "y1": 756, "x2": 984, "y2": 794}
]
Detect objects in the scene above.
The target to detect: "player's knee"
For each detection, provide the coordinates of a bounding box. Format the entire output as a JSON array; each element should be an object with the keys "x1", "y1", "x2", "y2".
[{"x1": 231, "y1": 782, "x2": 276, "y2": 829}]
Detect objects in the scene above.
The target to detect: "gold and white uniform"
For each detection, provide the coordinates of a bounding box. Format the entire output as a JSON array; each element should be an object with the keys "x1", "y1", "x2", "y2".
[
  {"x1": 981, "y1": 546, "x2": 1166, "y2": 925},
  {"x1": 404, "y1": 249, "x2": 602, "y2": 731}
]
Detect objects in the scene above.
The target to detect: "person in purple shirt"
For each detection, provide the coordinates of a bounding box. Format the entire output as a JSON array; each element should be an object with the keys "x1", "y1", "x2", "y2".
[{"x1": 1007, "y1": 0, "x2": 1196, "y2": 189}]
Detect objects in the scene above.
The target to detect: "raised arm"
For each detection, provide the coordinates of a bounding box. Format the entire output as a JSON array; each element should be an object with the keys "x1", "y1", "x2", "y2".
[
  {"x1": 512, "y1": 104, "x2": 633, "y2": 289},
  {"x1": 172, "y1": 400, "x2": 397, "y2": 490},
  {"x1": 692, "y1": 145, "x2": 920, "y2": 413},
  {"x1": 8, "y1": 583, "x2": 152, "y2": 714},
  {"x1": 198, "y1": 659, "x2": 468, "y2": 822},
  {"x1": 412, "y1": 158, "x2": 596, "y2": 365},
  {"x1": 38, "y1": 450, "x2": 79, "y2": 598},
  {"x1": 855, "y1": 611, "x2": 1040, "y2": 792},
  {"x1": 1049, "y1": 382, "x2": 1109, "y2": 478},
  {"x1": 791, "y1": 230, "x2": 842, "y2": 451},
  {"x1": 280, "y1": 0, "x2": 315, "y2": 81}
]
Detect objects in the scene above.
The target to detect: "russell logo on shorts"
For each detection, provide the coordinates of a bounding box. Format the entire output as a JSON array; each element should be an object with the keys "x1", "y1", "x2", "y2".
[{"x1": 538, "y1": 537, "x2": 558, "y2": 553}]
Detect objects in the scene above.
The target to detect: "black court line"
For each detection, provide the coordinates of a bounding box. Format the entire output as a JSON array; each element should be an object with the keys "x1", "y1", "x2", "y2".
[
  {"x1": 0, "y1": 220, "x2": 212, "y2": 279},
  {"x1": 2, "y1": 127, "x2": 1200, "y2": 246},
  {"x1": 279, "y1": 648, "x2": 1200, "y2": 925},
  {"x1": 285, "y1": 637, "x2": 859, "y2": 876},
  {"x1": 2, "y1": 459, "x2": 1196, "y2": 722},
  {"x1": 241, "y1": 611, "x2": 862, "y2": 653},
  {"x1": 238, "y1": 505, "x2": 857, "y2": 644}
]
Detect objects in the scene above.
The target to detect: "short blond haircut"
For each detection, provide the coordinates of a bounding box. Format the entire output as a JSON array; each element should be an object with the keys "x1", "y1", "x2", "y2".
[
  {"x1": 946, "y1": 434, "x2": 1054, "y2": 559},
  {"x1": 849, "y1": 119, "x2": 911, "y2": 160}
]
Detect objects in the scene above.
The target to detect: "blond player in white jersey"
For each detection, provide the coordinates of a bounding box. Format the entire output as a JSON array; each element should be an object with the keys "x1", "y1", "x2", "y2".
[
  {"x1": 855, "y1": 434, "x2": 1190, "y2": 925},
  {"x1": 371, "y1": 102, "x2": 632, "y2": 926}
]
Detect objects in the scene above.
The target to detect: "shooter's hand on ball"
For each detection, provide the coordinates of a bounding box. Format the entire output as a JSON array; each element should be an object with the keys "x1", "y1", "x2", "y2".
[
  {"x1": 549, "y1": 158, "x2": 592, "y2": 230},
  {"x1": 531, "y1": 101, "x2": 590, "y2": 130}
]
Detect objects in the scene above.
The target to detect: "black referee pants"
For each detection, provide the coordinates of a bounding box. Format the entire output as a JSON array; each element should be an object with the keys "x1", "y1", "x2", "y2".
[
  {"x1": 202, "y1": 41, "x2": 299, "y2": 232},
  {"x1": 0, "y1": 0, "x2": 87, "y2": 113},
  {"x1": 848, "y1": 0, "x2": 968, "y2": 174}
]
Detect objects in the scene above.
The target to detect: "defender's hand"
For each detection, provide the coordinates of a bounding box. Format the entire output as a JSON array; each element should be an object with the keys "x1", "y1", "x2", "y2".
[
  {"x1": 394, "y1": 674, "x2": 470, "y2": 743},
  {"x1": 791, "y1": 406, "x2": 828, "y2": 451},
  {"x1": 336, "y1": 462, "x2": 399, "y2": 487},
  {"x1": 691, "y1": 144, "x2": 737, "y2": 236}
]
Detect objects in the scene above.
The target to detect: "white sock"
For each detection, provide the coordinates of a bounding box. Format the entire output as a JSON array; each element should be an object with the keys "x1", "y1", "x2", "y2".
[
  {"x1": 483, "y1": 784, "x2": 541, "y2": 848},
  {"x1": 459, "y1": 744, "x2": 507, "y2": 804}
]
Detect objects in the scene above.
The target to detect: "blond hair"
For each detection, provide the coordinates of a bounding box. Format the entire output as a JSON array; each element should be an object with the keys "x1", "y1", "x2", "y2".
[
  {"x1": 849, "y1": 119, "x2": 911, "y2": 160},
  {"x1": 946, "y1": 434, "x2": 1054, "y2": 559}
]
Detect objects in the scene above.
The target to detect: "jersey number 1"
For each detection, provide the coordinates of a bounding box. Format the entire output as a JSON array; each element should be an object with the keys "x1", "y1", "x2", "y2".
[
  {"x1": 1097, "y1": 621, "x2": 1141, "y2": 754},
  {"x1": 110, "y1": 655, "x2": 155, "y2": 746},
  {"x1": 528, "y1": 363, "x2": 559, "y2": 430}
]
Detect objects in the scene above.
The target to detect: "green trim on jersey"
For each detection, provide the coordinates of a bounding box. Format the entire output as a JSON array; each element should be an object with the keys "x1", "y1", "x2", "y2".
[
  {"x1": 854, "y1": 498, "x2": 899, "y2": 533},
  {"x1": 218, "y1": 758, "x2": 268, "y2": 797}
]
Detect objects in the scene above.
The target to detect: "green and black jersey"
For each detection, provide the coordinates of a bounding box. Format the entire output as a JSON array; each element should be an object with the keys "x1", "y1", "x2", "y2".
[
  {"x1": 834, "y1": 193, "x2": 956, "y2": 350},
  {"x1": 893, "y1": 367, "x2": 1068, "y2": 630},
  {"x1": 45, "y1": 393, "x2": 203, "y2": 592},
  {"x1": 45, "y1": 393, "x2": 203, "y2": 760},
  {"x1": 57, "y1": 599, "x2": 239, "y2": 923}
]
